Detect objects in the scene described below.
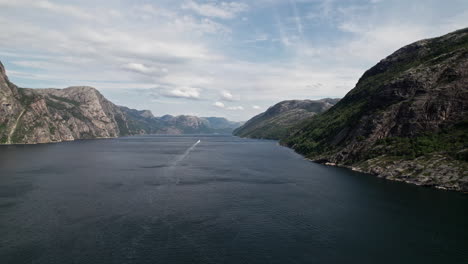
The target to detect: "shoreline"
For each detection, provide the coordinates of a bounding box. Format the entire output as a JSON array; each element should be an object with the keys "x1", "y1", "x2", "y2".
[
  {"x1": 0, "y1": 136, "x2": 116, "y2": 146},
  {"x1": 306, "y1": 158, "x2": 467, "y2": 194},
  {"x1": 0, "y1": 133, "x2": 237, "y2": 146},
  {"x1": 273, "y1": 140, "x2": 467, "y2": 193}
]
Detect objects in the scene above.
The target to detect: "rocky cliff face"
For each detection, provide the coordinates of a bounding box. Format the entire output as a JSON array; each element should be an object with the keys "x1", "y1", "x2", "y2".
[
  {"x1": 0, "y1": 61, "x2": 24, "y2": 143},
  {"x1": 234, "y1": 98, "x2": 339, "y2": 139},
  {"x1": 283, "y1": 28, "x2": 468, "y2": 191},
  {"x1": 0, "y1": 81, "x2": 135, "y2": 144},
  {"x1": 0, "y1": 62, "x2": 241, "y2": 144}
]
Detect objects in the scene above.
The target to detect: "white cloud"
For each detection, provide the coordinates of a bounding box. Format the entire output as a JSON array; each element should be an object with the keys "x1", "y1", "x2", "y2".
[
  {"x1": 0, "y1": 0, "x2": 102, "y2": 21},
  {"x1": 1, "y1": 0, "x2": 467, "y2": 122},
  {"x1": 222, "y1": 91, "x2": 233, "y2": 100},
  {"x1": 213, "y1": 101, "x2": 225, "y2": 108},
  {"x1": 220, "y1": 90, "x2": 239, "y2": 101},
  {"x1": 212, "y1": 100, "x2": 244, "y2": 111},
  {"x1": 35, "y1": 0, "x2": 94, "y2": 20},
  {"x1": 227, "y1": 106, "x2": 244, "y2": 111},
  {"x1": 165, "y1": 87, "x2": 201, "y2": 99},
  {"x1": 252, "y1": 105, "x2": 261, "y2": 110},
  {"x1": 122, "y1": 63, "x2": 168, "y2": 76},
  {"x1": 11, "y1": 60, "x2": 58, "y2": 69},
  {"x1": 133, "y1": 4, "x2": 175, "y2": 18},
  {"x1": 243, "y1": 33, "x2": 269, "y2": 43},
  {"x1": 182, "y1": 1, "x2": 248, "y2": 19}
]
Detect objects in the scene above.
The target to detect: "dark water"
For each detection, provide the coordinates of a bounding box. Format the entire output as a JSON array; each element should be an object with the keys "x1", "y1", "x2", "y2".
[{"x1": 0, "y1": 135, "x2": 467, "y2": 264}]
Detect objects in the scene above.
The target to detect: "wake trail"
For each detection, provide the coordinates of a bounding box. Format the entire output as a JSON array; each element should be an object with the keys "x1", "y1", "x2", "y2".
[
  {"x1": 165, "y1": 140, "x2": 201, "y2": 184},
  {"x1": 170, "y1": 139, "x2": 201, "y2": 168}
]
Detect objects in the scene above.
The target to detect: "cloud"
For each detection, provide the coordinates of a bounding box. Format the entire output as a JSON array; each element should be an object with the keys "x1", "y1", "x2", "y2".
[
  {"x1": 1, "y1": 0, "x2": 468, "y2": 122},
  {"x1": 213, "y1": 101, "x2": 225, "y2": 108},
  {"x1": 243, "y1": 33, "x2": 269, "y2": 43},
  {"x1": 252, "y1": 105, "x2": 261, "y2": 110},
  {"x1": 165, "y1": 87, "x2": 201, "y2": 99},
  {"x1": 149, "y1": 86, "x2": 201, "y2": 100},
  {"x1": 122, "y1": 63, "x2": 168, "y2": 76},
  {"x1": 213, "y1": 101, "x2": 244, "y2": 111},
  {"x1": 182, "y1": 1, "x2": 248, "y2": 19},
  {"x1": 11, "y1": 60, "x2": 58, "y2": 70},
  {"x1": 34, "y1": 0, "x2": 94, "y2": 20},
  {"x1": 133, "y1": 4, "x2": 176, "y2": 19},
  {"x1": 227, "y1": 106, "x2": 244, "y2": 111},
  {"x1": 220, "y1": 90, "x2": 240, "y2": 101}
]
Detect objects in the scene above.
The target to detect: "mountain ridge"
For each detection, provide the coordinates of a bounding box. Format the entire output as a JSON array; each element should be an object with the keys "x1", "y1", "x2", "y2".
[
  {"x1": 233, "y1": 98, "x2": 339, "y2": 139},
  {"x1": 0, "y1": 63, "x2": 241, "y2": 144},
  {"x1": 280, "y1": 28, "x2": 468, "y2": 191}
]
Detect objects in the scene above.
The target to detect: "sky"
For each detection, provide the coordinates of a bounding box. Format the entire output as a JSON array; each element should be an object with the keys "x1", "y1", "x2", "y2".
[{"x1": 0, "y1": 0, "x2": 467, "y2": 121}]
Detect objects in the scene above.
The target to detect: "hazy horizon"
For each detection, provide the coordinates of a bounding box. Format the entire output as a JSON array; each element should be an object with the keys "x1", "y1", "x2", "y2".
[{"x1": 1, "y1": 0, "x2": 467, "y2": 121}]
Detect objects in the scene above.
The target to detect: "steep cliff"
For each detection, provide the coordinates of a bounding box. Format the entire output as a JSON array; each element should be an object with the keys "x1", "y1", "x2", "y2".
[
  {"x1": 283, "y1": 28, "x2": 468, "y2": 191},
  {"x1": 0, "y1": 62, "x2": 241, "y2": 144},
  {"x1": 0, "y1": 83, "x2": 136, "y2": 144},
  {"x1": 0, "y1": 61, "x2": 24, "y2": 143},
  {"x1": 234, "y1": 99, "x2": 339, "y2": 139}
]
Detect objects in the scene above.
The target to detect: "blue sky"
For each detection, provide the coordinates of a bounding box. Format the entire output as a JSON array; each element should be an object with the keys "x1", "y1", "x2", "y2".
[{"x1": 0, "y1": 0, "x2": 467, "y2": 121}]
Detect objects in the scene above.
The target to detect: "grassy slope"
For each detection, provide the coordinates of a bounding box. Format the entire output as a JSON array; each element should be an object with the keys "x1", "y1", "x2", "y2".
[{"x1": 234, "y1": 100, "x2": 339, "y2": 139}]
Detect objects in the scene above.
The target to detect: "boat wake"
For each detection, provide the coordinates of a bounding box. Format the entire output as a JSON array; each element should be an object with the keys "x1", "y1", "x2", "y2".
[
  {"x1": 166, "y1": 140, "x2": 201, "y2": 184},
  {"x1": 170, "y1": 140, "x2": 201, "y2": 168}
]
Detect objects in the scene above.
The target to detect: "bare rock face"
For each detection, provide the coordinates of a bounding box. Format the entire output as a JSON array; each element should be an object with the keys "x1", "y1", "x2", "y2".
[
  {"x1": 0, "y1": 62, "x2": 244, "y2": 144},
  {"x1": 0, "y1": 63, "x2": 136, "y2": 144},
  {"x1": 234, "y1": 98, "x2": 339, "y2": 139},
  {"x1": 283, "y1": 28, "x2": 468, "y2": 191},
  {"x1": 0, "y1": 62, "x2": 24, "y2": 143}
]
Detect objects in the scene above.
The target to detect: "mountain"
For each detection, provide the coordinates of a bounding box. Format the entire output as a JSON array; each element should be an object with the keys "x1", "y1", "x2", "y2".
[
  {"x1": 0, "y1": 88, "x2": 140, "y2": 144},
  {"x1": 233, "y1": 99, "x2": 339, "y2": 139},
  {"x1": 167, "y1": 116, "x2": 242, "y2": 134},
  {"x1": 203, "y1": 117, "x2": 244, "y2": 134},
  {"x1": 0, "y1": 61, "x2": 241, "y2": 144},
  {"x1": 118, "y1": 109, "x2": 243, "y2": 135},
  {"x1": 1, "y1": 60, "x2": 136, "y2": 144},
  {"x1": 282, "y1": 28, "x2": 468, "y2": 191}
]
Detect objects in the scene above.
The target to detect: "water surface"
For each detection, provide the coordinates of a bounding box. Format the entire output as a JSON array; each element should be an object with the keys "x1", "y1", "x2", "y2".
[{"x1": 0, "y1": 135, "x2": 467, "y2": 264}]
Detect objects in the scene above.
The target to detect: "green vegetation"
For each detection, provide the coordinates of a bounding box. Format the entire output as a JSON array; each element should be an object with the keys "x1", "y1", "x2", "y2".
[
  {"x1": 282, "y1": 99, "x2": 367, "y2": 156},
  {"x1": 0, "y1": 123, "x2": 6, "y2": 134},
  {"x1": 17, "y1": 88, "x2": 36, "y2": 106},
  {"x1": 372, "y1": 121, "x2": 468, "y2": 161},
  {"x1": 235, "y1": 118, "x2": 294, "y2": 139},
  {"x1": 49, "y1": 95, "x2": 80, "y2": 107},
  {"x1": 10, "y1": 116, "x2": 46, "y2": 143},
  {"x1": 235, "y1": 100, "x2": 339, "y2": 139},
  {"x1": 0, "y1": 123, "x2": 7, "y2": 144},
  {"x1": 70, "y1": 108, "x2": 87, "y2": 121},
  {"x1": 352, "y1": 31, "x2": 468, "y2": 95},
  {"x1": 245, "y1": 124, "x2": 290, "y2": 139},
  {"x1": 282, "y1": 29, "x2": 468, "y2": 164},
  {"x1": 49, "y1": 125, "x2": 56, "y2": 135},
  {"x1": 46, "y1": 98, "x2": 69, "y2": 110},
  {"x1": 10, "y1": 118, "x2": 25, "y2": 143},
  {"x1": 115, "y1": 115, "x2": 130, "y2": 136}
]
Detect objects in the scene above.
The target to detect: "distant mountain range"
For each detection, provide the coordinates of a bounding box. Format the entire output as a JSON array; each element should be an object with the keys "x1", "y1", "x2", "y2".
[
  {"x1": 119, "y1": 107, "x2": 243, "y2": 135},
  {"x1": 233, "y1": 98, "x2": 339, "y2": 139},
  {"x1": 0, "y1": 63, "x2": 241, "y2": 144},
  {"x1": 237, "y1": 28, "x2": 468, "y2": 192}
]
